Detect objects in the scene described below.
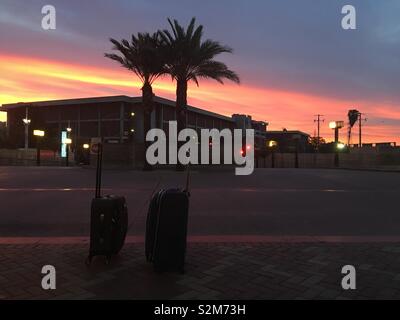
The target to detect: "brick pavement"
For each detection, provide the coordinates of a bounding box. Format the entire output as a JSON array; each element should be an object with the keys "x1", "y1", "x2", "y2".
[{"x1": 1, "y1": 241, "x2": 400, "y2": 300}]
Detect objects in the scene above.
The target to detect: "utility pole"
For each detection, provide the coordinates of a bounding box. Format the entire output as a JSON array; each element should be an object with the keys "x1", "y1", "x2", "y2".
[
  {"x1": 358, "y1": 112, "x2": 367, "y2": 147},
  {"x1": 314, "y1": 114, "x2": 324, "y2": 151}
]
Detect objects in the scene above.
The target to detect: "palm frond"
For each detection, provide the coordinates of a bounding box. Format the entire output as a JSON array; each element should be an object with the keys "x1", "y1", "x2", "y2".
[
  {"x1": 159, "y1": 17, "x2": 240, "y2": 86},
  {"x1": 105, "y1": 32, "x2": 168, "y2": 85}
]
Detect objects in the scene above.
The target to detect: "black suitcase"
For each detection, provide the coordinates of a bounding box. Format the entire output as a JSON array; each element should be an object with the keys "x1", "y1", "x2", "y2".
[
  {"x1": 88, "y1": 195, "x2": 128, "y2": 264},
  {"x1": 146, "y1": 188, "x2": 189, "y2": 273},
  {"x1": 87, "y1": 142, "x2": 128, "y2": 265}
]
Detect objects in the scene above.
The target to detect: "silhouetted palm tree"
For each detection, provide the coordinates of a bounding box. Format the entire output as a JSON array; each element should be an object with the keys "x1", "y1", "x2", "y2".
[
  {"x1": 159, "y1": 17, "x2": 240, "y2": 170},
  {"x1": 105, "y1": 33, "x2": 166, "y2": 170}
]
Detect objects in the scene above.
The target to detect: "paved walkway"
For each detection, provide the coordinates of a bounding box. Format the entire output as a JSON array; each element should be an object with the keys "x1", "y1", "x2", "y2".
[{"x1": 1, "y1": 238, "x2": 400, "y2": 300}]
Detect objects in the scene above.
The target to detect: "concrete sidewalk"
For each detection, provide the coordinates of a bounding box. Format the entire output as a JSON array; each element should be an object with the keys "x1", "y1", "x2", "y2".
[{"x1": 1, "y1": 239, "x2": 400, "y2": 300}]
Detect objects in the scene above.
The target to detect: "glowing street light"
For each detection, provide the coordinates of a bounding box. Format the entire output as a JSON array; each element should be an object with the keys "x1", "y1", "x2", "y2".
[
  {"x1": 33, "y1": 130, "x2": 45, "y2": 137},
  {"x1": 329, "y1": 121, "x2": 337, "y2": 129},
  {"x1": 66, "y1": 127, "x2": 72, "y2": 132},
  {"x1": 131, "y1": 112, "x2": 135, "y2": 117},
  {"x1": 268, "y1": 140, "x2": 277, "y2": 148},
  {"x1": 337, "y1": 143, "x2": 345, "y2": 150},
  {"x1": 83, "y1": 143, "x2": 90, "y2": 149}
]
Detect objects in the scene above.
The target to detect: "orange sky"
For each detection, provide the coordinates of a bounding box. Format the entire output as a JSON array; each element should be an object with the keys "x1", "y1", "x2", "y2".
[{"x1": 1, "y1": 53, "x2": 399, "y2": 144}]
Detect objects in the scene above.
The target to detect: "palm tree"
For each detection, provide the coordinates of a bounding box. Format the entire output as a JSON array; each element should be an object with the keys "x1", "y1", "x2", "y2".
[
  {"x1": 105, "y1": 32, "x2": 166, "y2": 170},
  {"x1": 159, "y1": 17, "x2": 240, "y2": 169}
]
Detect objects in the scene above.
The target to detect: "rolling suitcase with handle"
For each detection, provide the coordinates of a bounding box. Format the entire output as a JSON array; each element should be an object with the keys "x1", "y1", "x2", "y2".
[
  {"x1": 86, "y1": 142, "x2": 128, "y2": 265},
  {"x1": 145, "y1": 168, "x2": 190, "y2": 273}
]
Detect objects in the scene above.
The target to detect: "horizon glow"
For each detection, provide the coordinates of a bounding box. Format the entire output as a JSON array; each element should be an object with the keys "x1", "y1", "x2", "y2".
[{"x1": 1, "y1": 54, "x2": 399, "y2": 144}]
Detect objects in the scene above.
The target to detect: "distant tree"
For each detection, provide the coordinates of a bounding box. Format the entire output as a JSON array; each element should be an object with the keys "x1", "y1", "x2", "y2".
[
  {"x1": 309, "y1": 136, "x2": 326, "y2": 151},
  {"x1": 159, "y1": 17, "x2": 240, "y2": 170},
  {"x1": 105, "y1": 32, "x2": 167, "y2": 170}
]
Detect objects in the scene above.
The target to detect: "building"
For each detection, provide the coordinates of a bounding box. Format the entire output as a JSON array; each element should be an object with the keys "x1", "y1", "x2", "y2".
[
  {"x1": 232, "y1": 114, "x2": 268, "y2": 151},
  {"x1": 1, "y1": 95, "x2": 238, "y2": 166},
  {"x1": 265, "y1": 130, "x2": 310, "y2": 153}
]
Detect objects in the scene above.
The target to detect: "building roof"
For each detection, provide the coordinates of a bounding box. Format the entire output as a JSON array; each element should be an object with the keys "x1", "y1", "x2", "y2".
[
  {"x1": 266, "y1": 130, "x2": 310, "y2": 137},
  {"x1": 0, "y1": 95, "x2": 234, "y2": 122}
]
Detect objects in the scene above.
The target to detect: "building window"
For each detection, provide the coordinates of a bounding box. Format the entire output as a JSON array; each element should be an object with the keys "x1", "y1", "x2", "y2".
[
  {"x1": 80, "y1": 121, "x2": 98, "y2": 137},
  {"x1": 60, "y1": 106, "x2": 79, "y2": 120},
  {"x1": 100, "y1": 121, "x2": 120, "y2": 137},
  {"x1": 100, "y1": 104, "x2": 120, "y2": 119},
  {"x1": 80, "y1": 105, "x2": 99, "y2": 121}
]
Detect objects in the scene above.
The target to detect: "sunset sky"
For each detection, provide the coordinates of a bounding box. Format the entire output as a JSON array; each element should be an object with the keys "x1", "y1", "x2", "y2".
[{"x1": 1, "y1": 0, "x2": 399, "y2": 143}]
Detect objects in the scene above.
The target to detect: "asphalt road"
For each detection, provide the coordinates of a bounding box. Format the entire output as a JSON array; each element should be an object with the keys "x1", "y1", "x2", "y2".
[{"x1": 0, "y1": 166, "x2": 399, "y2": 237}]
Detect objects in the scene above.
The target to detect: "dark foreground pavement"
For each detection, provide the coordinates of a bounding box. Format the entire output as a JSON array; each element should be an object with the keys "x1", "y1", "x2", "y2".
[
  {"x1": 1, "y1": 239, "x2": 400, "y2": 300},
  {"x1": 1, "y1": 167, "x2": 400, "y2": 299}
]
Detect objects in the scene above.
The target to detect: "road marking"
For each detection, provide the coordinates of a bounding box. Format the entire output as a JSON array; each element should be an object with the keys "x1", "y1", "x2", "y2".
[
  {"x1": 1, "y1": 235, "x2": 400, "y2": 244},
  {"x1": 0, "y1": 187, "x2": 398, "y2": 193}
]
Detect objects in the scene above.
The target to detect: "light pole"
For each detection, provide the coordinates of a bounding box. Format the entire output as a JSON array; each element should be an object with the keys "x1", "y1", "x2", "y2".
[
  {"x1": 65, "y1": 138, "x2": 72, "y2": 166},
  {"x1": 33, "y1": 130, "x2": 45, "y2": 166},
  {"x1": 329, "y1": 121, "x2": 344, "y2": 167},
  {"x1": 22, "y1": 107, "x2": 31, "y2": 150},
  {"x1": 83, "y1": 143, "x2": 90, "y2": 165},
  {"x1": 268, "y1": 140, "x2": 277, "y2": 168},
  {"x1": 66, "y1": 127, "x2": 72, "y2": 167}
]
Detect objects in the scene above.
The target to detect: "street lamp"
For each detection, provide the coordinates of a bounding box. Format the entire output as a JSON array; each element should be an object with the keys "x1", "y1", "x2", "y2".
[
  {"x1": 22, "y1": 108, "x2": 31, "y2": 150},
  {"x1": 267, "y1": 140, "x2": 278, "y2": 168},
  {"x1": 328, "y1": 121, "x2": 337, "y2": 129},
  {"x1": 268, "y1": 140, "x2": 277, "y2": 148},
  {"x1": 33, "y1": 130, "x2": 45, "y2": 166},
  {"x1": 337, "y1": 143, "x2": 345, "y2": 150},
  {"x1": 65, "y1": 138, "x2": 72, "y2": 167},
  {"x1": 329, "y1": 121, "x2": 344, "y2": 167},
  {"x1": 65, "y1": 126, "x2": 72, "y2": 167},
  {"x1": 83, "y1": 143, "x2": 90, "y2": 149}
]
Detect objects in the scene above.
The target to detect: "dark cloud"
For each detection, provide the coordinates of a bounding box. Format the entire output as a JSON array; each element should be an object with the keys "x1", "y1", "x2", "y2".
[{"x1": 1, "y1": 0, "x2": 399, "y2": 103}]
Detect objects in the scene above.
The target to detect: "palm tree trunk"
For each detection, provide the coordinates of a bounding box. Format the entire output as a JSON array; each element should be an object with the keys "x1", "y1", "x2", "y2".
[
  {"x1": 175, "y1": 79, "x2": 187, "y2": 171},
  {"x1": 142, "y1": 81, "x2": 153, "y2": 171}
]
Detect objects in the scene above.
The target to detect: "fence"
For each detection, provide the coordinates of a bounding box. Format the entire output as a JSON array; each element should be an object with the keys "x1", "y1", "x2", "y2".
[
  {"x1": 255, "y1": 152, "x2": 400, "y2": 170},
  {"x1": 2, "y1": 147, "x2": 400, "y2": 170},
  {"x1": 0, "y1": 149, "x2": 73, "y2": 166}
]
